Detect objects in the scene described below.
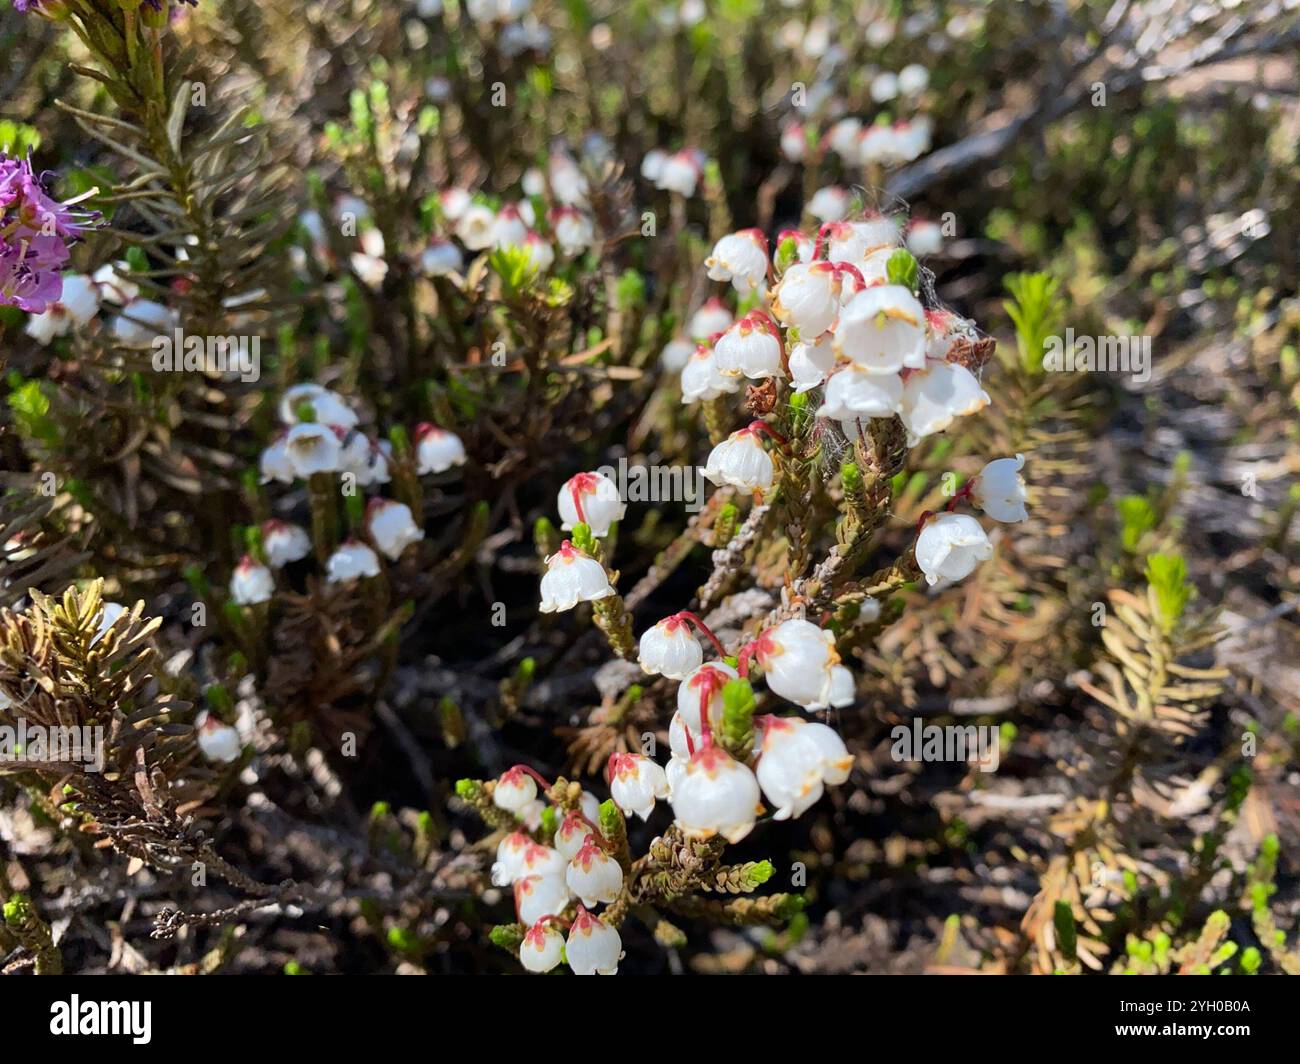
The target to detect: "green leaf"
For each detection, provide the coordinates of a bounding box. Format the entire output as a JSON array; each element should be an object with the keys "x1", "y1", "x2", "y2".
[
  {"x1": 1053, "y1": 900, "x2": 1078, "y2": 961},
  {"x1": 1145, "y1": 553, "x2": 1191, "y2": 632},
  {"x1": 885, "y1": 248, "x2": 919, "y2": 293}
]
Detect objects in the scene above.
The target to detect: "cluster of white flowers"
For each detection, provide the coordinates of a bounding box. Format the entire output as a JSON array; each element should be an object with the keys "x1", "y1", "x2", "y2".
[
  {"x1": 245, "y1": 385, "x2": 467, "y2": 603},
  {"x1": 538, "y1": 470, "x2": 624, "y2": 612},
  {"x1": 488, "y1": 767, "x2": 624, "y2": 974}
]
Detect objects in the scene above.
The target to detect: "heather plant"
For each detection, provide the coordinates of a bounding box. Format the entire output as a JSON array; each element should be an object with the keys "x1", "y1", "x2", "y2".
[{"x1": 0, "y1": 0, "x2": 1295, "y2": 980}]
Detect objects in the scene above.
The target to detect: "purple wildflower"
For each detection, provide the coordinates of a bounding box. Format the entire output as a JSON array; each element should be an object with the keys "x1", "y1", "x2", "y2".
[{"x1": 0, "y1": 152, "x2": 100, "y2": 313}]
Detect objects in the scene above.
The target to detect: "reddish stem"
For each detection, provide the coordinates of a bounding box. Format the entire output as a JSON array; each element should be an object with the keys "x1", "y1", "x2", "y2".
[
  {"x1": 832, "y1": 261, "x2": 866, "y2": 291},
  {"x1": 736, "y1": 640, "x2": 758, "y2": 678},
  {"x1": 812, "y1": 221, "x2": 835, "y2": 262},
  {"x1": 674, "y1": 610, "x2": 726, "y2": 657},
  {"x1": 915, "y1": 509, "x2": 935, "y2": 535},
  {"x1": 569, "y1": 482, "x2": 587, "y2": 525},
  {"x1": 746, "y1": 419, "x2": 788, "y2": 448},
  {"x1": 943, "y1": 480, "x2": 975, "y2": 512},
  {"x1": 510, "y1": 764, "x2": 553, "y2": 791}
]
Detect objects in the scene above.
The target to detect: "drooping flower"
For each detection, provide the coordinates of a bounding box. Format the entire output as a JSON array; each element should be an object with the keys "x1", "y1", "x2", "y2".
[
  {"x1": 549, "y1": 206, "x2": 594, "y2": 255},
  {"x1": 746, "y1": 618, "x2": 855, "y2": 711},
  {"x1": 807, "y1": 185, "x2": 850, "y2": 223},
  {"x1": 906, "y1": 219, "x2": 944, "y2": 258},
  {"x1": 366, "y1": 498, "x2": 425, "y2": 560},
  {"x1": 972, "y1": 454, "x2": 1028, "y2": 523},
  {"x1": 519, "y1": 920, "x2": 565, "y2": 973},
  {"x1": 660, "y1": 336, "x2": 694, "y2": 372},
  {"x1": 788, "y1": 334, "x2": 837, "y2": 393},
  {"x1": 229, "y1": 555, "x2": 274, "y2": 606},
  {"x1": 671, "y1": 662, "x2": 737, "y2": 758},
  {"x1": 713, "y1": 312, "x2": 785, "y2": 379},
  {"x1": 566, "y1": 839, "x2": 623, "y2": 908},
  {"x1": 284, "y1": 423, "x2": 342, "y2": 479},
  {"x1": 259, "y1": 435, "x2": 294, "y2": 485},
  {"x1": 704, "y1": 229, "x2": 769, "y2": 294},
  {"x1": 655, "y1": 149, "x2": 704, "y2": 197},
  {"x1": 419, "y1": 237, "x2": 463, "y2": 277},
  {"x1": 915, "y1": 512, "x2": 994, "y2": 586},
  {"x1": 755, "y1": 715, "x2": 853, "y2": 820},
  {"x1": 688, "y1": 296, "x2": 733, "y2": 339},
  {"x1": 680, "y1": 343, "x2": 741, "y2": 404},
  {"x1": 816, "y1": 363, "x2": 904, "y2": 421},
  {"x1": 669, "y1": 743, "x2": 763, "y2": 844},
  {"x1": 834, "y1": 284, "x2": 927, "y2": 373},
  {"x1": 111, "y1": 299, "x2": 176, "y2": 345},
  {"x1": 261, "y1": 520, "x2": 312, "y2": 568},
  {"x1": 278, "y1": 383, "x2": 359, "y2": 429},
  {"x1": 539, "y1": 540, "x2": 614, "y2": 612},
  {"x1": 22, "y1": 273, "x2": 99, "y2": 344},
  {"x1": 566, "y1": 907, "x2": 621, "y2": 975},
  {"x1": 493, "y1": 765, "x2": 539, "y2": 813},
  {"x1": 608, "y1": 752, "x2": 670, "y2": 820},
  {"x1": 456, "y1": 203, "x2": 497, "y2": 250},
  {"x1": 703, "y1": 422, "x2": 779, "y2": 494},
  {"x1": 491, "y1": 830, "x2": 534, "y2": 886},
  {"x1": 195, "y1": 712, "x2": 242, "y2": 764},
  {"x1": 514, "y1": 874, "x2": 571, "y2": 927},
  {"x1": 414, "y1": 422, "x2": 467, "y2": 474},
  {"x1": 554, "y1": 810, "x2": 597, "y2": 861},
  {"x1": 557, "y1": 471, "x2": 626, "y2": 537},
  {"x1": 325, "y1": 539, "x2": 381, "y2": 584},
  {"x1": 899, "y1": 361, "x2": 990, "y2": 441},
  {"x1": 637, "y1": 615, "x2": 704, "y2": 680}
]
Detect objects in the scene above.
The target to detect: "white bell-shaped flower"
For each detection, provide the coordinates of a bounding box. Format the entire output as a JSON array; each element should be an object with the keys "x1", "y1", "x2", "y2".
[
  {"x1": 669, "y1": 743, "x2": 763, "y2": 844},
  {"x1": 834, "y1": 284, "x2": 926, "y2": 373},
  {"x1": 656, "y1": 150, "x2": 702, "y2": 197},
  {"x1": 808, "y1": 185, "x2": 850, "y2": 222},
  {"x1": 688, "y1": 296, "x2": 733, "y2": 340},
  {"x1": 555, "y1": 810, "x2": 597, "y2": 861},
  {"x1": 24, "y1": 274, "x2": 101, "y2": 345},
  {"x1": 816, "y1": 363, "x2": 904, "y2": 420},
  {"x1": 490, "y1": 204, "x2": 530, "y2": 249},
  {"x1": 772, "y1": 261, "x2": 842, "y2": 337},
  {"x1": 899, "y1": 361, "x2": 990, "y2": 441},
  {"x1": 680, "y1": 343, "x2": 741, "y2": 404},
  {"x1": 640, "y1": 149, "x2": 667, "y2": 183},
  {"x1": 608, "y1": 752, "x2": 671, "y2": 820},
  {"x1": 279, "y1": 383, "x2": 359, "y2": 429},
  {"x1": 366, "y1": 498, "x2": 424, "y2": 560},
  {"x1": 750, "y1": 618, "x2": 853, "y2": 710},
  {"x1": 493, "y1": 766, "x2": 539, "y2": 813},
  {"x1": 259, "y1": 436, "x2": 295, "y2": 485},
  {"x1": 491, "y1": 830, "x2": 534, "y2": 886},
  {"x1": 906, "y1": 220, "x2": 943, "y2": 258},
  {"x1": 519, "y1": 921, "x2": 565, "y2": 973},
  {"x1": 660, "y1": 336, "x2": 694, "y2": 372},
  {"x1": 230, "y1": 555, "x2": 274, "y2": 606},
  {"x1": 414, "y1": 423, "x2": 467, "y2": 475},
  {"x1": 111, "y1": 299, "x2": 176, "y2": 344},
  {"x1": 637, "y1": 615, "x2": 704, "y2": 679},
  {"x1": 788, "y1": 334, "x2": 836, "y2": 393},
  {"x1": 550, "y1": 206, "x2": 595, "y2": 255},
  {"x1": 672, "y1": 662, "x2": 737, "y2": 758},
  {"x1": 566, "y1": 839, "x2": 623, "y2": 908},
  {"x1": 539, "y1": 541, "x2": 614, "y2": 612},
  {"x1": 557, "y1": 471, "x2": 626, "y2": 537},
  {"x1": 827, "y1": 118, "x2": 862, "y2": 160},
  {"x1": 823, "y1": 219, "x2": 895, "y2": 264},
  {"x1": 456, "y1": 203, "x2": 497, "y2": 250},
  {"x1": 780, "y1": 120, "x2": 806, "y2": 162},
  {"x1": 419, "y1": 238, "x2": 463, "y2": 277},
  {"x1": 713, "y1": 313, "x2": 784, "y2": 380},
  {"x1": 195, "y1": 712, "x2": 242, "y2": 764},
  {"x1": 755, "y1": 715, "x2": 853, "y2": 820},
  {"x1": 439, "y1": 187, "x2": 471, "y2": 221},
  {"x1": 704, "y1": 229, "x2": 769, "y2": 294},
  {"x1": 519, "y1": 231, "x2": 554, "y2": 274},
  {"x1": 514, "y1": 874, "x2": 571, "y2": 927},
  {"x1": 566, "y1": 908, "x2": 622, "y2": 975},
  {"x1": 261, "y1": 520, "x2": 311, "y2": 568},
  {"x1": 284, "y1": 423, "x2": 342, "y2": 479},
  {"x1": 916, "y1": 512, "x2": 993, "y2": 586},
  {"x1": 703, "y1": 424, "x2": 776, "y2": 493},
  {"x1": 973, "y1": 454, "x2": 1028, "y2": 523},
  {"x1": 326, "y1": 539, "x2": 381, "y2": 583},
  {"x1": 93, "y1": 262, "x2": 139, "y2": 305}
]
